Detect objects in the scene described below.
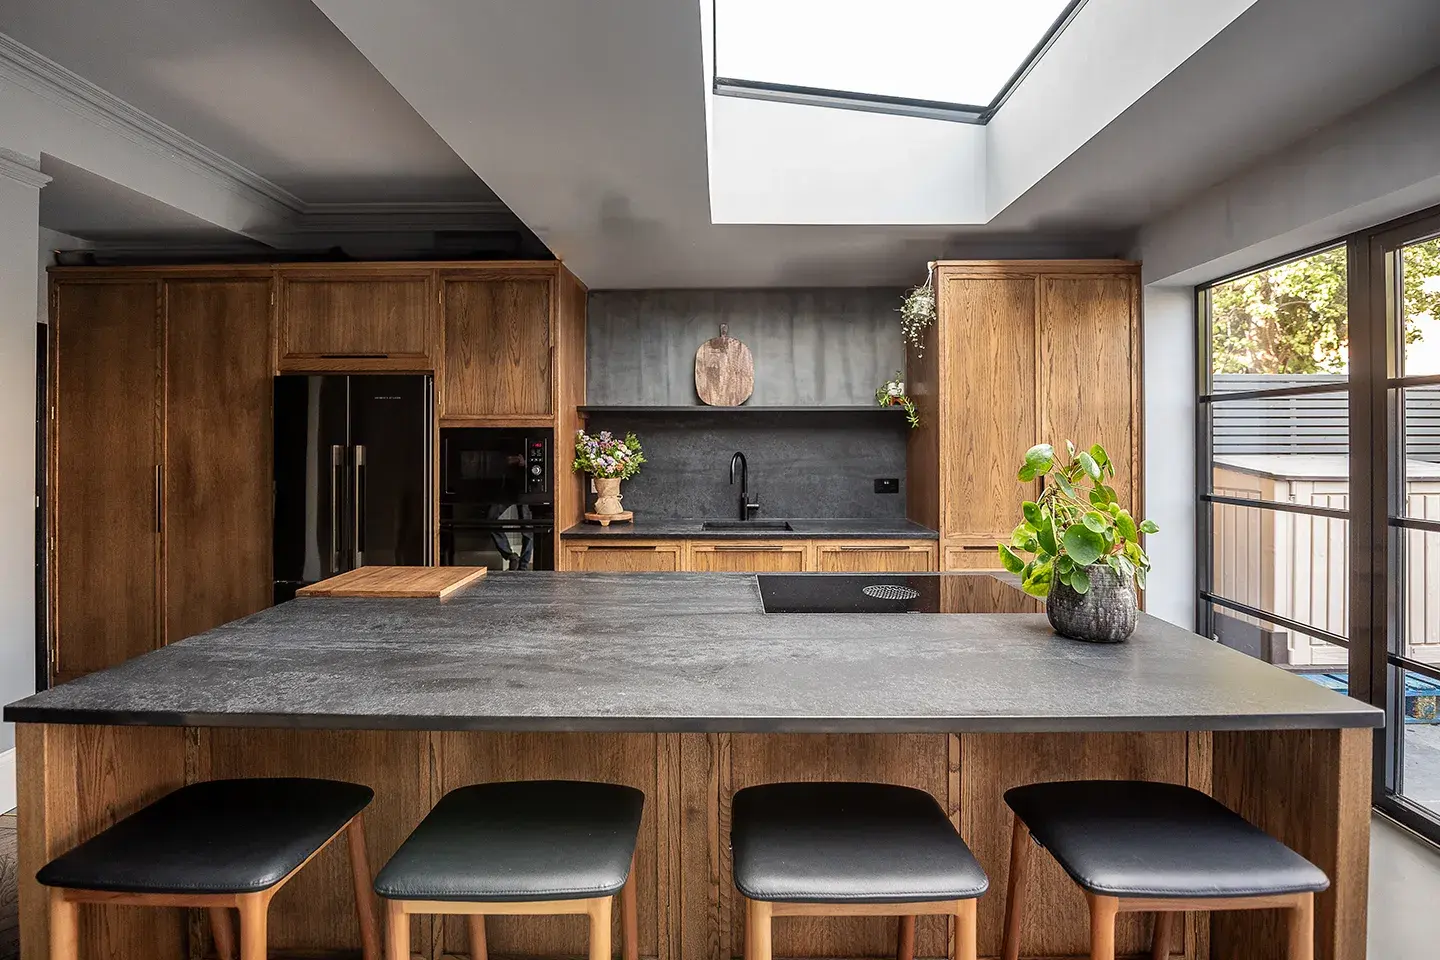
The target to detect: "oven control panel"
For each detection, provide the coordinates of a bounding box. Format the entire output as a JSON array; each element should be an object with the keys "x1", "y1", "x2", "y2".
[{"x1": 527, "y1": 437, "x2": 550, "y2": 493}]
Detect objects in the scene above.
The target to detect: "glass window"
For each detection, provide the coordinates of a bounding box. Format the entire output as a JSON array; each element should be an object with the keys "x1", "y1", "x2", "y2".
[
  {"x1": 1208, "y1": 245, "x2": 1348, "y2": 389},
  {"x1": 1400, "y1": 528, "x2": 1440, "y2": 666},
  {"x1": 713, "y1": 0, "x2": 1076, "y2": 111},
  {"x1": 1400, "y1": 670, "x2": 1440, "y2": 817},
  {"x1": 1399, "y1": 236, "x2": 1440, "y2": 378},
  {"x1": 1401, "y1": 386, "x2": 1440, "y2": 517},
  {"x1": 1210, "y1": 389, "x2": 1349, "y2": 497}
]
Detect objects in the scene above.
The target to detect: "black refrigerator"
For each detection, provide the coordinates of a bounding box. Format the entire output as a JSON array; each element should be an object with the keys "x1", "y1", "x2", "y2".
[{"x1": 273, "y1": 375, "x2": 433, "y2": 602}]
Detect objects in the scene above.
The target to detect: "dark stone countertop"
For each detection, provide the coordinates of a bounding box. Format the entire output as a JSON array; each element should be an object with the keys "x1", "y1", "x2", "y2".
[
  {"x1": 4, "y1": 572, "x2": 1381, "y2": 734},
  {"x1": 560, "y1": 518, "x2": 939, "y2": 539}
]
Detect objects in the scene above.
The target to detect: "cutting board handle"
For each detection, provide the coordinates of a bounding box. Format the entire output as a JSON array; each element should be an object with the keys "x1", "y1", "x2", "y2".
[{"x1": 718, "y1": 323, "x2": 729, "y2": 339}]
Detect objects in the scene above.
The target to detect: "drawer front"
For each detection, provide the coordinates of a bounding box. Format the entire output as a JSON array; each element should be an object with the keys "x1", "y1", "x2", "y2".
[
  {"x1": 944, "y1": 541, "x2": 1006, "y2": 571},
  {"x1": 561, "y1": 541, "x2": 682, "y2": 572},
  {"x1": 689, "y1": 542, "x2": 807, "y2": 573},
  {"x1": 814, "y1": 541, "x2": 937, "y2": 573}
]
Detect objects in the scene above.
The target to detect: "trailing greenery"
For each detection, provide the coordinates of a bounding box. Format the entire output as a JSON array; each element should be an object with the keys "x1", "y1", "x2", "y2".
[
  {"x1": 875, "y1": 372, "x2": 920, "y2": 429},
  {"x1": 996, "y1": 441, "x2": 1158, "y2": 598},
  {"x1": 898, "y1": 273, "x2": 936, "y2": 357}
]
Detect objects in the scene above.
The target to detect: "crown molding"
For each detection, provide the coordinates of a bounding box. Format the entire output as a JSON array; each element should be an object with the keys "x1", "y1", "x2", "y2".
[
  {"x1": 0, "y1": 32, "x2": 524, "y2": 237},
  {"x1": 0, "y1": 148, "x2": 51, "y2": 188}
]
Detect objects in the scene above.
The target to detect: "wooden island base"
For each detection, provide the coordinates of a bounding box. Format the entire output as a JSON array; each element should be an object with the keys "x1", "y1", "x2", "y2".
[{"x1": 16, "y1": 725, "x2": 1369, "y2": 960}]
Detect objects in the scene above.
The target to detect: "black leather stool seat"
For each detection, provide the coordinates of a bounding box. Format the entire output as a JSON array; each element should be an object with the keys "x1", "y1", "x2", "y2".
[
  {"x1": 374, "y1": 780, "x2": 645, "y2": 903},
  {"x1": 731, "y1": 782, "x2": 989, "y2": 903},
  {"x1": 1005, "y1": 780, "x2": 1330, "y2": 899},
  {"x1": 36, "y1": 777, "x2": 374, "y2": 895}
]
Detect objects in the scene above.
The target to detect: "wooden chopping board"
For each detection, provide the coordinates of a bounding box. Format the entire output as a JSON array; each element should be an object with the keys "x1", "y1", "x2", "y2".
[
  {"x1": 694, "y1": 324, "x2": 754, "y2": 406},
  {"x1": 297, "y1": 566, "x2": 487, "y2": 599}
]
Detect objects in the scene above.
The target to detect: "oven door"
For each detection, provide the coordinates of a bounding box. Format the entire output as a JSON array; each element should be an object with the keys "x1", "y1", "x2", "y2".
[
  {"x1": 439, "y1": 503, "x2": 555, "y2": 571},
  {"x1": 442, "y1": 428, "x2": 551, "y2": 505}
]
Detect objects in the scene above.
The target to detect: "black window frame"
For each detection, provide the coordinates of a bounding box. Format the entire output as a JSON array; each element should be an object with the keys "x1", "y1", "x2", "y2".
[
  {"x1": 1196, "y1": 208, "x2": 1440, "y2": 847},
  {"x1": 710, "y1": 0, "x2": 1091, "y2": 124}
]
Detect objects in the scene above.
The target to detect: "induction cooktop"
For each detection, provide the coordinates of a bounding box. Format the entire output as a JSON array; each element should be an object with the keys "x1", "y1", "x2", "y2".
[{"x1": 756, "y1": 574, "x2": 950, "y2": 613}]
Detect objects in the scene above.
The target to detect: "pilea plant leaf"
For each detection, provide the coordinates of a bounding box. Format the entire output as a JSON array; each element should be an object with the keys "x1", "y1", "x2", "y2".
[
  {"x1": 1062, "y1": 524, "x2": 1105, "y2": 566},
  {"x1": 997, "y1": 544, "x2": 1026, "y2": 574}
]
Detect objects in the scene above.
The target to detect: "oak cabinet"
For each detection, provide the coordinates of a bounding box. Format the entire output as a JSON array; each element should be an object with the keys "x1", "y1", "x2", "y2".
[
  {"x1": 561, "y1": 541, "x2": 684, "y2": 572},
  {"x1": 689, "y1": 542, "x2": 808, "y2": 573},
  {"x1": 51, "y1": 280, "x2": 162, "y2": 683},
  {"x1": 277, "y1": 273, "x2": 432, "y2": 369},
  {"x1": 440, "y1": 273, "x2": 553, "y2": 421},
  {"x1": 814, "y1": 541, "x2": 937, "y2": 573},
  {"x1": 909, "y1": 261, "x2": 1140, "y2": 571},
  {"x1": 49, "y1": 274, "x2": 274, "y2": 683}
]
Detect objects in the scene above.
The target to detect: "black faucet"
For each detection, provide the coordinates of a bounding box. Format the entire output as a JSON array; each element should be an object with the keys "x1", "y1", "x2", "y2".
[{"x1": 729, "y1": 452, "x2": 760, "y2": 521}]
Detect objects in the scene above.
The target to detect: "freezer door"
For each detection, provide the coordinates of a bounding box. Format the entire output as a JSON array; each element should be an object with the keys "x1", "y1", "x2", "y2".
[
  {"x1": 273, "y1": 375, "x2": 351, "y2": 594},
  {"x1": 349, "y1": 375, "x2": 432, "y2": 566}
]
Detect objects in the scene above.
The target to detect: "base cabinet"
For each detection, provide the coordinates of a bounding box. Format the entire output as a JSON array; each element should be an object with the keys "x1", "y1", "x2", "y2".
[{"x1": 559, "y1": 538, "x2": 937, "y2": 572}]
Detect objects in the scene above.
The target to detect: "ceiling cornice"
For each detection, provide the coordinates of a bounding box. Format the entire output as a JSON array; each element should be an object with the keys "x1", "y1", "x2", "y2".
[
  {"x1": 0, "y1": 147, "x2": 52, "y2": 189},
  {"x1": 0, "y1": 32, "x2": 521, "y2": 235}
]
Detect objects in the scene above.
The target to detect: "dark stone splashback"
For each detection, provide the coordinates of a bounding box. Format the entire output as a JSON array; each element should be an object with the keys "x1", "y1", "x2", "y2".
[
  {"x1": 581, "y1": 412, "x2": 907, "y2": 520},
  {"x1": 586, "y1": 288, "x2": 906, "y2": 406}
]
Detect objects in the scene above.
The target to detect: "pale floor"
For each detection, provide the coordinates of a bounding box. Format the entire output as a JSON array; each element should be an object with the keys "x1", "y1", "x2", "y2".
[{"x1": 0, "y1": 809, "x2": 1437, "y2": 959}]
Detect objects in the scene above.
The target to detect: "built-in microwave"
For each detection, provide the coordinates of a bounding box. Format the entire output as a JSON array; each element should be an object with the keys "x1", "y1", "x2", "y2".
[{"x1": 439, "y1": 428, "x2": 554, "y2": 571}]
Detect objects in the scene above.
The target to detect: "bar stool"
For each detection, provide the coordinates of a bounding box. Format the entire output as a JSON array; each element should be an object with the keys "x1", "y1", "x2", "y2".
[
  {"x1": 731, "y1": 782, "x2": 988, "y2": 960},
  {"x1": 374, "y1": 779, "x2": 644, "y2": 960},
  {"x1": 37, "y1": 777, "x2": 379, "y2": 960},
  {"x1": 1000, "y1": 780, "x2": 1329, "y2": 960}
]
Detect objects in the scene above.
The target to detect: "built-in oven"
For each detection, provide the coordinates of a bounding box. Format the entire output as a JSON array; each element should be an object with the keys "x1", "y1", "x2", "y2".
[{"x1": 439, "y1": 427, "x2": 555, "y2": 571}]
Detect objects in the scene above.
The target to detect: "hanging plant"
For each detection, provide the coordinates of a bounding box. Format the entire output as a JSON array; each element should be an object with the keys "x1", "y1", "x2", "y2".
[
  {"x1": 875, "y1": 372, "x2": 920, "y2": 429},
  {"x1": 898, "y1": 268, "x2": 937, "y2": 356}
]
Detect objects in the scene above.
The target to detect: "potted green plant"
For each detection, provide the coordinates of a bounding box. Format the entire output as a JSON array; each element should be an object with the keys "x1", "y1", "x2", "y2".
[
  {"x1": 996, "y1": 441, "x2": 1158, "y2": 642},
  {"x1": 574, "y1": 429, "x2": 645, "y2": 520}
]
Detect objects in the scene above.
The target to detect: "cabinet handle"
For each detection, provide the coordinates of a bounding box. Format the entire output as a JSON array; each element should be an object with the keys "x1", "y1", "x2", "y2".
[
  {"x1": 153, "y1": 464, "x2": 162, "y2": 533},
  {"x1": 713, "y1": 545, "x2": 785, "y2": 552},
  {"x1": 584, "y1": 545, "x2": 658, "y2": 551},
  {"x1": 959, "y1": 544, "x2": 994, "y2": 551},
  {"x1": 837, "y1": 544, "x2": 911, "y2": 552}
]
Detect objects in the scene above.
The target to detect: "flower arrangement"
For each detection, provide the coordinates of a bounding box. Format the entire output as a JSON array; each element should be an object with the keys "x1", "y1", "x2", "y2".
[
  {"x1": 875, "y1": 372, "x2": 920, "y2": 429},
  {"x1": 573, "y1": 429, "x2": 645, "y2": 480},
  {"x1": 997, "y1": 441, "x2": 1158, "y2": 598},
  {"x1": 898, "y1": 269, "x2": 937, "y2": 356}
]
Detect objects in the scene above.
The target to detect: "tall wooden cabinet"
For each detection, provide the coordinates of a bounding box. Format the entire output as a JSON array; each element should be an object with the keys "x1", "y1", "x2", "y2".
[
  {"x1": 50, "y1": 271, "x2": 274, "y2": 684},
  {"x1": 907, "y1": 261, "x2": 1141, "y2": 570}
]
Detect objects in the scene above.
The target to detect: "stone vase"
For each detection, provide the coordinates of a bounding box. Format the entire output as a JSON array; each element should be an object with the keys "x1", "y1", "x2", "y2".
[
  {"x1": 593, "y1": 477, "x2": 624, "y2": 515},
  {"x1": 1046, "y1": 564, "x2": 1138, "y2": 643}
]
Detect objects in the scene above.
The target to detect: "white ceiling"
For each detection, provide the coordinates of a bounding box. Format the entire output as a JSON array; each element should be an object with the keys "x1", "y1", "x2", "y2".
[{"x1": 0, "y1": 0, "x2": 496, "y2": 204}]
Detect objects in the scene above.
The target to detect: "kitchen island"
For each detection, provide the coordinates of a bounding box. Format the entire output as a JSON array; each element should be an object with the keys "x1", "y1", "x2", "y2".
[{"x1": 6, "y1": 572, "x2": 1380, "y2": 960}]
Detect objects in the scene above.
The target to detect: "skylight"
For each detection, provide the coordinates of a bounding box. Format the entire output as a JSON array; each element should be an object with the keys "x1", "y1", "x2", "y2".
[{"x1": 713, "y1": 0, "x2": 1083, "y2": 121}]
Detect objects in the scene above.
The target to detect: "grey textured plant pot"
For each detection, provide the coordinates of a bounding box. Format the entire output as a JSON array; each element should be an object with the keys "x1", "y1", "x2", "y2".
[{"x1": 1046, "y1": 564, "x2": 1139, "y2": 643}]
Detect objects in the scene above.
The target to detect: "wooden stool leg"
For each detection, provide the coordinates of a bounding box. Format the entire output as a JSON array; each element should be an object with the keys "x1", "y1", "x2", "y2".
[
  {"x1": 384, "y1": 900, "x2": 409, "y2": 960},
  {"x1": 620, "y1": 866, "x2": 638, "y2": 960},
  {"x1": 953, "y1": 899, "x2": 977, "y2": 960},
  {"x1": 896, "y1": 915, "x2": 916, "y2": 960},
  {"x1": 747, "y1": 899, "x2": 773, "y2": 960},
  {"x1": 466, "y1": 916, "x2": 487, "y2": 960},
  {"x1": 1000, "y1": 816, "x2": 1031, "y2": 960},
  {"x1": 237, "y1": 893, "x2": 268, "y2": 960},
  {"x1": 1150, "y1": 911, "x2": 1175, "y2": 960},
  {"x1": 49, "y1": 889, "x2": 79, "y2": 960},
  {"x1": 588, "y1": 895, "x2": 613, "y2": 960},
  {"x1": 209, "y1": 907, "x2": 236, "y2": 960},
  {"x1": 346, "y1": 814, "x2": 382, "y2": 960},
  {"x1": 1287, "y1": 893, "x2": 1315, "y2": 960},
  {"x1": 1087, "y1": 894, "x2": 1120, "y2": 960}
]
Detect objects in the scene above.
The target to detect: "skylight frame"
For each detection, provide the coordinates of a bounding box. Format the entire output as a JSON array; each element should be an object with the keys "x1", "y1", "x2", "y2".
[{"x1": 711, "y1": 0, "x2": 1090, "y2": 124}]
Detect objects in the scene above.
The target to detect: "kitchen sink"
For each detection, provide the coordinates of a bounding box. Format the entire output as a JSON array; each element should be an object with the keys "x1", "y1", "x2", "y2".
[{"x1": 701, "y1": 519, "x2": 794, "y2": 531}]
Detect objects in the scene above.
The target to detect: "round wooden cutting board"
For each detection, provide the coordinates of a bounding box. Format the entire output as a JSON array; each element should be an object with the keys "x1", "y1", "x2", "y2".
[{"x1": 694, "y1": 324, "x2": 754, "y2": 406}]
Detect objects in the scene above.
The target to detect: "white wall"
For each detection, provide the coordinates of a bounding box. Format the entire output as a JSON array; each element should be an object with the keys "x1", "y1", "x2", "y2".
[
  {"x1": 1370, "y1": 816, "x2": 1440, "y2": 958},
  {"x1": 0, "y1": 171, "x2": 42, "y2": 760}
]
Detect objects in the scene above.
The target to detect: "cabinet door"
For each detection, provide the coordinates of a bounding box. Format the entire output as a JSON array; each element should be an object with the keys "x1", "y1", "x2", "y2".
[
  {"x1": 813, "y1": 541, "x2": 937, "y2": 573},
  {"x1": 441, "y1": 276, "x2": 552, "y2": 420},
  {"x1": 278, "y1": 275, "x2": 432, "y2": 366},
  {"x1": 52, "y1": 280, "x2": 160, "y2": 681},
  {"x1": 1039, "y1": 274, "x2": 1139, "y2": 511},
  {"x1": 163, "y1": 279, "x2": 273, "y2": 646},
  {"x1": 939, "y1": 274, "x2": 1038, "y2": 539},
  {"x1": 689, "y1": 542, "x2": 807, "y2": 572},
  {"x1": 561, "y1": 541, "x2": 683, "y2": 572}
]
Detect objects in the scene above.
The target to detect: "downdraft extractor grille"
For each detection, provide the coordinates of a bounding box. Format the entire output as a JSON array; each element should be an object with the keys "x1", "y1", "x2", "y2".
[{"x1": 862, "y1": 584, "x2": 920, "y2": 601}]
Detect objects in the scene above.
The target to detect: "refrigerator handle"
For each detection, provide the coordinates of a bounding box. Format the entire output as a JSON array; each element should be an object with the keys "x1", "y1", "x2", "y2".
[
  {"x1": 330, "y1": 444, "x2": 344, "y2": 572},
  {"x1": 354, "y1": 444, "x2": 366, "y2": 568}
]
